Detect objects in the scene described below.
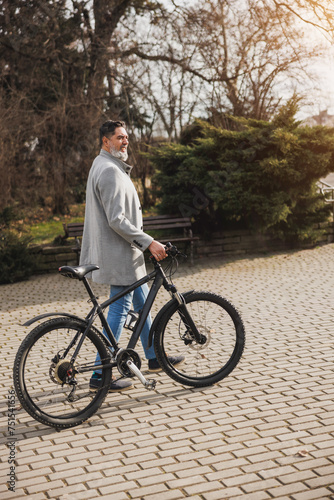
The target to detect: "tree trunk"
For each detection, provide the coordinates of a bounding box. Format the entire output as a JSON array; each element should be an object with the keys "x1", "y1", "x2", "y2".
[{"x1": 88, "y1": 0, "x2": 131, "y2": 105}]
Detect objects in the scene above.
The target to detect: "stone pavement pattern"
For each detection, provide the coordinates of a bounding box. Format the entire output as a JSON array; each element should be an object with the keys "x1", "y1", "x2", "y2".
[{"x1": 1, "y1": 244, "x2": 334, "y2": 500}]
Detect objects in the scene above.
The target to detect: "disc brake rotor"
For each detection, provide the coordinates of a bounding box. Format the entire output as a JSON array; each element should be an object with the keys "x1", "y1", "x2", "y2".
[{"x1": 181, "y1": 325, "x2": 213, "y2": 351}]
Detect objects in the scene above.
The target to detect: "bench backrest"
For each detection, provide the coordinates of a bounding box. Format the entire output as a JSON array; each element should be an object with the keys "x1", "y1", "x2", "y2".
[
  {"x1": 143, "y1": 216, "x2": 192, "y2": 231},
  {"x1": 63, "y1": 222, "x2": 84, "y2": 238},
  {"x1": 64, "y1": 216, "x2": 192, "y2": 238}
]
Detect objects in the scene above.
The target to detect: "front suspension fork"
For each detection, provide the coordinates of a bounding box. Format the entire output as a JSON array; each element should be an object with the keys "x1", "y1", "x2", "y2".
[{"x1": 173, "y1": 291, "x2": 206, "y2": 344}]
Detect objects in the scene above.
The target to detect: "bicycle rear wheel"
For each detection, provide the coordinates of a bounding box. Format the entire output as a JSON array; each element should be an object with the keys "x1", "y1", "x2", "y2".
[
  {"x1": 13, "y1": 317, "x2": 112, "y2": 429},
  {"x1": 154, "y1": 291, "x2": 245, "y2": 387}
]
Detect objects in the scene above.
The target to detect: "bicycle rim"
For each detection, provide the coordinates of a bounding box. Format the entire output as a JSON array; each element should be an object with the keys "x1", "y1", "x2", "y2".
[
  {"x1": 14, "y1": 318, "x2": 111, "y2": 429},
  {"x1": 154, "y1": 291, "x2": 245, "y2": 386}
]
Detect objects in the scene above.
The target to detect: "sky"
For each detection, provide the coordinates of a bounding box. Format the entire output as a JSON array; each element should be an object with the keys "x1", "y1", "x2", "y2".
[{"x1": 297, "y1": 26, "x2": 334, "y2": 120}]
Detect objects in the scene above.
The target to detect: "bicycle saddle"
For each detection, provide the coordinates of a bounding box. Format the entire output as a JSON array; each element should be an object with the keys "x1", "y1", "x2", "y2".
[{"x1": 58, "y1": 264, "x2": 99, "y2": 280}]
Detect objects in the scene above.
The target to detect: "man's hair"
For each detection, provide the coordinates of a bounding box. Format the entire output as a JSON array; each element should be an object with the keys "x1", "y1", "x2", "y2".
[{"x1": 99, "y1": 120, "x2": 125, "y2": 147}]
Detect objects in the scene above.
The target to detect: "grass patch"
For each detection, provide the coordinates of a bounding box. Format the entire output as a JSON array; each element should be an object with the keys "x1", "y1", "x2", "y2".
[
  {"x1": 21, "y1": 204, "x2": 85, "y2": 245},
  {"x1": 28, "y1": 216, "x2": 84, "y2": 245}
]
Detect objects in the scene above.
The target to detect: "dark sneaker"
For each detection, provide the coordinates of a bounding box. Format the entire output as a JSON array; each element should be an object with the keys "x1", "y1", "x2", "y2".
[
  {"x1": 148, "y1": 355, "x2": 185, "y2": 373},
  {"x1": 89, "y1": 372, "x2": 133, "y2": 392}
]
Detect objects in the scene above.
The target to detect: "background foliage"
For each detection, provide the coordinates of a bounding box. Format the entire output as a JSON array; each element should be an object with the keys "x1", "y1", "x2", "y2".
[
  {"x1": 0, "y1": 0, "x2": 333, "y2": 216},
  {"x1": 150, "y1": 102, "x2": 334, "y2": 243},
  {"x1": 0, "y1": 207, "x2": 35, "y2": 284}
]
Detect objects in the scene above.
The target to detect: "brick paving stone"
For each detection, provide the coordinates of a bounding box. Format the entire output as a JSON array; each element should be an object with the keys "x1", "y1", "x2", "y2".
[
  {"x1": 266, "y1": 497, "x2": 292, "y2": 500},
  {"x1": 52, "y1": 459, "x2": 90, "y2": 472},
  {"x1": 89, "y1": 493, "x2": 128, "y2": 500},
  {"x1": 137, "y1": 472, "x2": 176, "y2": 487},
  {"x1": 258, "y1": 465, "x2": 296, "y2": 479},
  {"x1": 66, "y1": 471, "x2": 105, "y2": 486},
  {"x1": 163, "y1": 459, "x2": 208, "y2": 473},
  {"x1": 279, "y1": 469, "x2": 318, "y2": 484},
  {"x1": 2, "y1": 492, "x2": 46, "y2": 500},
  {"x1": 234, "y1": 492, "x2": 271, "y2": 500},
  {"x1": 142, "y1": 491, "x2": 186, "y2": 500},
  {"x1": 201, "y1": 486, "x2": 244, "y2": 499},
  {"x1": 311, "y1": 447, "x2": 334, "y2": 460},
  {"x1": 242, "y1": 478, "x2": 281, "y2": 493},
  {"x1": 183, "y1": 480, "x2": 229, "y2": 496},
  {"x1": 45, "y1": 483, "x2": 88, "y2": 498},
  {"x1": 305, "y1": 474, "x2": 334, "y2": 489},
  {"x1": 2, "y1": 244, "x2": 334, "y2": 499},
  {"x1": 26, "y1": 479, "x2": 64, "y2": 495},
  {"x1": 127, "y1": 482, "x2": 170, "y2": 498},
  {"x1": 98, "y1": 480, "x2": 138, "y2": 495},
  {"x1": 166, "y1": 474, "x2": 208, "y2": 490},
  {"x1": 292, "y1": 487, "x2": 334, "y2": 500},
  {"x1": 222, "y1": 472, "x2": 261, "y2": 487},
  {"x1": 176, "y1": 465, "x2": 212, "y2": 478},
  {"x1": 124, "y1": 466, "x2": 162, "y2": 481},
  {"x1": 294, "y1": 457, "x2": 332, "y2": 471},
  {"x1": 140, "y1": 456, "x2": 177, "y2": 469},
  {"x1": 313, "y1": 464, "x2": 334, "y2": 476},
  {"x1": 267, "y1": 481, "x2": 310, "y2": 497}
]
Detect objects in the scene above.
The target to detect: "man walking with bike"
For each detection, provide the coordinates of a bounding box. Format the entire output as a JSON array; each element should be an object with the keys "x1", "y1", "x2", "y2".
[{"x1": 80, "y1": 120, "x2": 184, "y2": 391}]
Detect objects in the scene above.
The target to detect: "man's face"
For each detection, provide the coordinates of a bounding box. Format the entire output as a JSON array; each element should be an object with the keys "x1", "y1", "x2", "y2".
[{"x1": 105, "y1": 126, "x2": 129, "y2": 161}]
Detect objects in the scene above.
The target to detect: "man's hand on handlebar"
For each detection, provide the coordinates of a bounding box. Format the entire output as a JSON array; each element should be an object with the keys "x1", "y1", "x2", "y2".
[{"x1": 148, "y1": 240, "x2": 168, "y2": 261}]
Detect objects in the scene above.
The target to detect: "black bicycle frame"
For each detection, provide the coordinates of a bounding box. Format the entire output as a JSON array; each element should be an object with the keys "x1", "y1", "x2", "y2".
[
  {"x1": 71, "y1": 259, "x2": 202, "y2": 371},
  {"x1": 72, "y1": 262, "x2": 164, "y2": 368}
]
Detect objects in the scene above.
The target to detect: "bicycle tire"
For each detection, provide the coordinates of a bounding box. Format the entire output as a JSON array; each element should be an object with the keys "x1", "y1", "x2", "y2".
[
  {"x1": 13, "y1": 317, "x2": 112, "y2": 429},
  {"x1": 153, "y1": 291, "x2": 245, "y2": 387}
]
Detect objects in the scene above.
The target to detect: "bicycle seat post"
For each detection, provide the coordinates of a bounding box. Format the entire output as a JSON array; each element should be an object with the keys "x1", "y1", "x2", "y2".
[{"x1": 82, "y1": 276, "x2": 100, "y2": 306}]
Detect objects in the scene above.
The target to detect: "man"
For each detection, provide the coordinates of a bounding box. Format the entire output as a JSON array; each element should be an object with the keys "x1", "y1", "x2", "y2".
[{"x1": 80, "y1": 120, "x2": 184, "y2": 391}]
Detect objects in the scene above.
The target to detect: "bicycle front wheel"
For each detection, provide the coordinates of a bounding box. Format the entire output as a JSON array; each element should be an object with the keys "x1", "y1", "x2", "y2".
[
  {"x1": 13, "y1": 317, "x2": 112, "y2": 429},
  {"x1": 154, "y1": 291, "x2": 245, "y2": 387}
]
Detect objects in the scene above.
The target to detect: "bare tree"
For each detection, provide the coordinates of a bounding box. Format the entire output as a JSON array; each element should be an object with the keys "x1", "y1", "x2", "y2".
[
  {"x1": 270, "y1": 0, "x2": 334, "y2": 39},
  {"x1": 0, "y1": 0, "x2": 161, "y2": 212},
  {"x1": 1, "y1": 0, "x2": 333, "y2": 214},
  {"x1": 119, "y1": 0, "x2": 333, "y2": 120}
]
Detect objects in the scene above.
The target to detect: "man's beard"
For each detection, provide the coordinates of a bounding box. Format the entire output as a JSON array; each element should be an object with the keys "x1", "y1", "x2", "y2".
[{"x1": 110, "y1": 145, "x2": 128, "y2": 162}]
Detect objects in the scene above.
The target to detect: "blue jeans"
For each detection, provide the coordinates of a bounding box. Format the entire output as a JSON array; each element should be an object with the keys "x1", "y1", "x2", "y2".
[{"x1": 94, "y1": 283, "x2": 156, "y2": 374}]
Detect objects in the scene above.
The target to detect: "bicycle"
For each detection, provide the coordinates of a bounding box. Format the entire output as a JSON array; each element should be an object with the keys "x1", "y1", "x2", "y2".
[{"x1": 13, "y1": 243, "x2": 245, "y2": 430}]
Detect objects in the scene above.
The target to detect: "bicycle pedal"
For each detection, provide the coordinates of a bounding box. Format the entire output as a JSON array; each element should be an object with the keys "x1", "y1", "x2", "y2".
[
  {"x1": 126, "y1": 360, "x2": 157, "y2": 391},
  {"x1": 145, "y1": 379, "x2": 157, "y2": 391}
]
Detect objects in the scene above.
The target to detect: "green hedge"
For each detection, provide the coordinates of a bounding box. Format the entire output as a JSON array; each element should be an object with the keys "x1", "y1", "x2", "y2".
[
  {"x1": 0, "y1": 230, "x2": 35, "y2": 284},
  {"x1": 149, "y1": 102, "x2": 334, "y2": 244}
]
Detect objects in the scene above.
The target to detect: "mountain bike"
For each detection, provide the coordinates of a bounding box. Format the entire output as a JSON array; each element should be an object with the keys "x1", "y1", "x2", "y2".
[{"x1": 13, "y1": 243, "x2": 245, "y2": 430}]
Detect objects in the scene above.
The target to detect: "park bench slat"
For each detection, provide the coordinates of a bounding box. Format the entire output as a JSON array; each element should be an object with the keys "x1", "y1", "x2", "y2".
[{"x1": 63, "y1": 215, "x2": 198, "y2": 264}]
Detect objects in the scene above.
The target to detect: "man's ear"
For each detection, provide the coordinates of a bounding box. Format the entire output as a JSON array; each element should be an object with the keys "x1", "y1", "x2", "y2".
[{"x1": 102, "y1": 136, "x2": 109, "y2": 149}]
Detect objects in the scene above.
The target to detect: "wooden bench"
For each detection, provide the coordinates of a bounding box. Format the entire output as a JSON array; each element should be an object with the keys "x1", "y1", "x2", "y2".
[
  {"x1": 62, "y1": 222, "x2": 84, "y2": 265},
  {"x1": 63, "y1": 215, "x2": 198, "y2": 265},
  {"x1": 143, "y1": 215, "x2": 199, "y2": 264}
]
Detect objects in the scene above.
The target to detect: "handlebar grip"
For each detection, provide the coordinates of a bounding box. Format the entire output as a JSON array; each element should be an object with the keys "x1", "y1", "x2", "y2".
[{"x1": 165, "y1": 242, "x2": 179, "y2": 257}]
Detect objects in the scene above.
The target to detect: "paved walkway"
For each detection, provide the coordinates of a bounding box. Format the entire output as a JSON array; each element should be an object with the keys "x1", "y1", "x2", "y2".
[{"x1": 1, "y1": 244, "x2": 334, "y2": 500}]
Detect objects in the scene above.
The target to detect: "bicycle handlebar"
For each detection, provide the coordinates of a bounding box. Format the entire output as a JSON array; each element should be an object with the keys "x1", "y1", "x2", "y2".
[
  {"x1": 165, "y1": 242, "x2": 187, "y2": 258},
  {"x1": 149, "y1": 242, "x2": 186, "y2": 262}
]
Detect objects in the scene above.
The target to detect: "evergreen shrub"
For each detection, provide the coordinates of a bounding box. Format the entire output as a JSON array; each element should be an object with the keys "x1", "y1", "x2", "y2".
[
  {"x1": 0, "y1": 205, "x2": 35, "y2": 284},
  {"x1": 0, "y1": 230, "x2": 35, "y2": 284},
  {"x1": 149, "y1": 102, "x2": 334, "y2": 244}
]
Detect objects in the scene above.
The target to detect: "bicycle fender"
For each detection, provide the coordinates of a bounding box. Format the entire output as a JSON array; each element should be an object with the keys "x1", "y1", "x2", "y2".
[
  {"x1": 147, "y1": 290, "x2": 195, "y2": 348},
  {"x1": 22, "y1": 312, "x2": 87, "y2": 327}
]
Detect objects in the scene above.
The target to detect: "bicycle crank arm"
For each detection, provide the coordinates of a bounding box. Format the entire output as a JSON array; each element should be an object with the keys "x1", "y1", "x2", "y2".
[{"x1": 126, "y1": 360, "x2": 157, "y2": 391}]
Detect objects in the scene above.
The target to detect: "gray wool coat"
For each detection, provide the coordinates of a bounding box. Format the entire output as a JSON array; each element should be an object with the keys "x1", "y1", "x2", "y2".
[{"x1": 79, "y1": 149, "x2": 153, "y2": 285}]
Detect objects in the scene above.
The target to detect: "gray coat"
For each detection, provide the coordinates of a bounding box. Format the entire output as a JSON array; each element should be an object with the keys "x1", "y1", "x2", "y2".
[{"x1": 80, "y1": 149, "x2": 153, "y2": 285}]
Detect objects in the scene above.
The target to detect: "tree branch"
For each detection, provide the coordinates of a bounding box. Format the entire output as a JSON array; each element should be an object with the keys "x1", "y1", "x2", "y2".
[
  {"x1": 272, "y1": 0, "x2": 334, "y2": 35},
  {"x1": 120, "y1": 46, "x2": 239, "y2": 84}
]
